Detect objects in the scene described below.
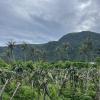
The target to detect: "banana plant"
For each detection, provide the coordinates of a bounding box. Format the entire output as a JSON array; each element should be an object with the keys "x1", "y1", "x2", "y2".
[
  {"x1": 10, "y1": 82, "x2": 21, "y2": 100},
  {"x1": 0, "y1": 79, "x2": 9, "y2": 99}
]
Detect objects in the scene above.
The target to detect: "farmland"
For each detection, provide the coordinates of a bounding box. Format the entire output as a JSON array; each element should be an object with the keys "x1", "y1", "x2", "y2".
[{"x1": 0, "y1": 60, "x2": 100, "y2": 100}]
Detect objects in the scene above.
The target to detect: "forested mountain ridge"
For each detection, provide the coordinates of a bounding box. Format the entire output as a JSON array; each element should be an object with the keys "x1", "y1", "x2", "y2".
[{"x1": 0, "y1": 31, "x2": 100, "y2": 62}]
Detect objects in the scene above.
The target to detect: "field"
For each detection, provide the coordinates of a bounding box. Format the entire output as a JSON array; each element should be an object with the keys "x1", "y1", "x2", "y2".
[{"x1": 0, "y1": 60, "x2": 100, "y2": 100}]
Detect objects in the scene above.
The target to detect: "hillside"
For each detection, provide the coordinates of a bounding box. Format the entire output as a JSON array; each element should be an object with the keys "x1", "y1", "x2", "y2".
[{"x1": 0, "y1": 31, "x2": 100, "y2": 62}]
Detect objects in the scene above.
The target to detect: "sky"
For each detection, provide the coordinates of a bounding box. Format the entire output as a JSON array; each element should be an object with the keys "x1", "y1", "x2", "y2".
[{"x1": 0, "y1": 0, "x2": 100, "y2": 46}]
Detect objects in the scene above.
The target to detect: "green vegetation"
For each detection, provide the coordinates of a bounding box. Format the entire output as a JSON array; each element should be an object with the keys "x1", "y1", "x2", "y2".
[
  {"x1": 0, "y1": 31, "x2": 100, "y2": 62},
  {"x1": 0, "y1": 31, "x2": 100, "y2": 100},
  {"x1": 0, "y1": 60, "x2": 99, "y2": 100}
]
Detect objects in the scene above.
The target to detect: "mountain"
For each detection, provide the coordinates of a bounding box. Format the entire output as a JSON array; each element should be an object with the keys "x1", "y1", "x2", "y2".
[{"x1": 0, "y1": 31, "x2": 100, "y2": 62}]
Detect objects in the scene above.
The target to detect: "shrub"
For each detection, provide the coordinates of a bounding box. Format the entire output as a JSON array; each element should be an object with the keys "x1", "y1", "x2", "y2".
[{"x1": 0, "y1": 59, "x2": 9, "y2": 68}]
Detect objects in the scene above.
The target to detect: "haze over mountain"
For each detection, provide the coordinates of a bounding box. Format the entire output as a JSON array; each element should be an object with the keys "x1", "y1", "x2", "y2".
[{"x1": 0, "y1": 31, "x2": 100, "y2": 62}]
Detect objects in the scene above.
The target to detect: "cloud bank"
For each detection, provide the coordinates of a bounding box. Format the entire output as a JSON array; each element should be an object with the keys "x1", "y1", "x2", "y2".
[{"x1": 0, "y1": 0, "x2": 100, "y2": 46}]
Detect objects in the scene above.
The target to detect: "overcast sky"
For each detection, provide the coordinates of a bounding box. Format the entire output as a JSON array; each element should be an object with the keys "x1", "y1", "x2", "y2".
[{"x1": 0, "y1": 0, "x2": 100, "y2": 46}]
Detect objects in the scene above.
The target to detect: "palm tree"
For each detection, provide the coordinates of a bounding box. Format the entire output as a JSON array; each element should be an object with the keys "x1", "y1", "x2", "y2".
[
  {"x1": 35, "y1": 49, "x2": 42, "y2": 62},
  {"x1": 30, "y1": 47, "x2": 44, "y2": 62},
  {"x1": 5, "y1": 49, "x2": 11, "y2": 63},
  {"x1": 7, "y1": 40, "x2": 16, "y2": 62},
  {"x1": 30, "y1": 47, "x2": 35, "y2": 61},
  {"x1": 21, "y1": 42, "x2": 28, "y2": 62}
]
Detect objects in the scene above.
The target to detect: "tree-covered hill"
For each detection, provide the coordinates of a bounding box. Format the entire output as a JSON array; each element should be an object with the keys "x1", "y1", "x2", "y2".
[{"x1": 0, "y1": 31, "x2": 100, "y2": 62}]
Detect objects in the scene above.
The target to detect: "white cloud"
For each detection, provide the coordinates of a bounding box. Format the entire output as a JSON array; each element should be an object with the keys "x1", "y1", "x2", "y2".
[
  {"x1": 0, "y1": 0, "x2": 100, "y2": 46},
  {"x1": 75, "y1": 0, "x2": 99, "y2": 32}
]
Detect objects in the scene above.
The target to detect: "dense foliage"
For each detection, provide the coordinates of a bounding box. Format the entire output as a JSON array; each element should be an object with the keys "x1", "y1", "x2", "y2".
[
  {"x1": 0, "y1": 31, "x2": 100, "y2": 62},
  {"x1": 0, "y1": 31, "x2": 100, "y2": 100},
  {"x1": 0, "y1": 60, "x2": 99, "y2": 100}
]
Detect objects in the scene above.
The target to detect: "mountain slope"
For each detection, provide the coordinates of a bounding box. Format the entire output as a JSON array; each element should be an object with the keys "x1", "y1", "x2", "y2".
[{"x1": 0, "y1": 31, "x2": 100, "y2": 62}]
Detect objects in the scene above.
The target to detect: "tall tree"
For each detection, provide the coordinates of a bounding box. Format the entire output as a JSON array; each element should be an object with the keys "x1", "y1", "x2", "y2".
[
  {"x1": 35, "y1": 49, "x2": 42, "y2": 62},
  {"x1": 21, "y1": 42, "x2": 28, "y2": 62},
  {"x1": 5, "y1": 49, "x2": 11, "y2": 63},
  {"x1": 30, "y1": 47, "x2": 35, "y2": 61},
  {"x1": 7, "y1": 40, "x2": 16, "y2": 62}
]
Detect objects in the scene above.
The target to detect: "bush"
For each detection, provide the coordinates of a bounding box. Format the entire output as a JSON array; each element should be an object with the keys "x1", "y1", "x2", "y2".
[{"x1": 0, "y1": 59, "x2": 9, "y2": 68}]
